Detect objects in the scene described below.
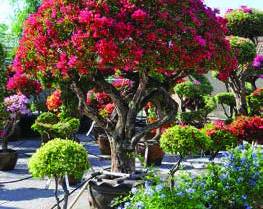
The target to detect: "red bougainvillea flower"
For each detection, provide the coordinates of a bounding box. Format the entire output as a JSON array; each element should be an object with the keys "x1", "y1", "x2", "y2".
[
  {"x1": 7, "y1": 71, "x2": 42, "y2": 95},
  {"x1": 46, "y1": 89, "x2": 62, "y2": 111},
  {"x1": 228, "y1": 116, "x2": 263, "y2": 144},
  {"x1": 9, "y1": 0, "x2": 236, "y2": 84}
]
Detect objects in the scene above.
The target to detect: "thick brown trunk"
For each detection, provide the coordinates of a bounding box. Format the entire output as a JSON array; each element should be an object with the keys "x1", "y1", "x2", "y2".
[{"x1": 110, "y1": 139, "x2": 135, "y2": 174}]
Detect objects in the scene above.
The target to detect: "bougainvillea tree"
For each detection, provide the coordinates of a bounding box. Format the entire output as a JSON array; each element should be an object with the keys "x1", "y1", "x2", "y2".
[{"x1": 9, "y1": 0, "x2": 236, "y2": 173}]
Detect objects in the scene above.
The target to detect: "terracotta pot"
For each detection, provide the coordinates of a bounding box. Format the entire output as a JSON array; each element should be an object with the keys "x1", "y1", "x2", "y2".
[
  {"x1": 0, "y1": 149, "x2": 18, "y2": 171},
  {"x1": 97, "y1": 134, "x2": 111, "y2": 155},
  {"x1": 88, "y1": 172, "x2": 145, "y2": 209},
  {"x1": 59, "y1": 175, "x2": 82, "y2": 186},
  {"x1": 136, "y1": 142, "x2": 165, "y2": 166}
]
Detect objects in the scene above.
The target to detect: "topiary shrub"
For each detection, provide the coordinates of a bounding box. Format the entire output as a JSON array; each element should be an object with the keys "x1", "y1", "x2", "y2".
[
  {"x1": 215, "y1": 92, "x2": 237, "y2": 119},
  {"x1": 178, "y1": 96, "x2": 217, "y2": 128},
  {"x1": 160, "y1": 125, "x2": 210, "y2": 185},
  {"x1": 28, "y1": 138, "x2": 89, "y2": 209},
  {"x1": 225, "y1": 8, "x2": 263, "y2": 40},
  {"x1": 31, "y1": 112, "x2": 80, "y2": 142},
  {"x1": 201, "y1": 123, "x2": 237, "y2": 160},
  {"x1": 227, "y1": 36, "x2": 256, "y2": 64}
]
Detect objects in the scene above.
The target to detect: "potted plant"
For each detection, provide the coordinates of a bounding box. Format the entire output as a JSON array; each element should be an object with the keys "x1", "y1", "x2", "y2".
[
  {"x1": 28, "y1": 138, "x2": 90, "y2": 209},
  {"x1": 0, "y1": 93, "x2": 31, "y2": 170},
  {"x1": 9, "y1": 0, "x2": 237, "y2": 207}
]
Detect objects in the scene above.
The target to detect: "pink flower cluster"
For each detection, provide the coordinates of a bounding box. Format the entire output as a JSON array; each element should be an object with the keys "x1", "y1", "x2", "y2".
[
  {"x1": 9, "y1": 0, "x2": 236, "y2": 85},
  {"x1": 4, "y1": 93, "x2": 31, "y2": 119},
  {"x1": 252, "y1": 55, "x2": 263, "y2": 69}
]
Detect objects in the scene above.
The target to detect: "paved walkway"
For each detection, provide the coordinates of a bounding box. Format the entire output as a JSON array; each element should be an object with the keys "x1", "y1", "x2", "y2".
[{"x1": 0, "y1": 134, "x2": 220, "y2": 209}]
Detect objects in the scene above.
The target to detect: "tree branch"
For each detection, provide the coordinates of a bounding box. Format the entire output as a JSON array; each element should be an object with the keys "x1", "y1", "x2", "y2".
[
  {"x1": 131, "y1": 87, "x2": 178, "y2": 147},
  {"x1": 70, "y1": 82, "x2": 114, "y2": 132}
]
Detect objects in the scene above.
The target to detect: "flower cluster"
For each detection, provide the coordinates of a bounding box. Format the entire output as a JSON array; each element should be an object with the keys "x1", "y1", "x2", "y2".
[
  {"x1": 4, "y1": 93, "x2": 31, "y2": 118},
  {"x1": 86, "y1": 89, "x2": 114, "y2": 118},
  {"x1": 226, "y1": 6, "x2": 252, "y2": 14},
  {"x1": 228, "y1": 116, "x2": 263, "y2": 144},
  {"x1": 252, "y1": 55, "x2": 263, "y2": 69},
  {"x1": 7, "y1": 72, "x2": 42, "y2": 95},
  {"x1": 10, "y1": 0, "x2": 236, "y2": 89},
  {"x1": 46, "y1": 89, "x2": 62, "y2": 111}
]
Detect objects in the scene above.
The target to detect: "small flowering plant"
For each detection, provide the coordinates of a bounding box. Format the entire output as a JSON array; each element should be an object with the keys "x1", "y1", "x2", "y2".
[
  {"x1": 0, "y1": 93, "x2": 31, "y2": 151},
  {"x1": 116, "y1": 143, "x2": 263, "y2": 209},
  {"x1": 200, "y1": 143, "x2": 263, "y2": 209},
  {"x1": 201, "y1": 122, "x2": 237, "y2": 160}
]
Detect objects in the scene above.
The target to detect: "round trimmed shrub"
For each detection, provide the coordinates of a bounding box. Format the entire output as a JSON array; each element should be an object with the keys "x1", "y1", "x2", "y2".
[
  {"x1": 201, "y1": 123, "x2": 237, "y2": 155},
  {"x1": 160, "y1": 125, "x2": 210, "y2": 157},
  {"x1": 247, "y1": 88, "x2": 263, "y2": 116},
  {"x1": 227, "y1": 36, "x2": 256, "y2": 64},
  {"x1": 28, "y1": 138, "x2": 89, "y2": 180},
  {"x1": 225, "y1": 8, "x2": 263, "y2": 39}
]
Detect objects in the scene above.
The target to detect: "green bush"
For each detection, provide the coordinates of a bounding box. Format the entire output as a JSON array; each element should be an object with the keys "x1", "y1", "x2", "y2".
[
  {"x1": 226, "y1": 9, "x2": 263, "y2": 39},
  {"x1": 160, "y1": 125, "x2": 210, "y2": 157},
  {"x1": 174, "y1": 76, "x2": 213, "y2": 98},
  {"x1": 28, "y1": 138, "x2": 90, "y2": 180},
  {"x1": 178, "y1": 96, "x2": 217, "y2": 127},
  {"x1": 31, "y1": 112, "x2": 80, "y2": 140},
  {"x1": 201, "y1": 123, "x2": 237, "y2": 159},
  {"x1": 228, "y1": 36, "x2": 256, "y2": 64}
]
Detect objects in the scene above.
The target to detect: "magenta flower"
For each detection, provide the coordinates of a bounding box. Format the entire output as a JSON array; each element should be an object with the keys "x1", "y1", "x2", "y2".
[
  {"x1": 131, "y1": 9, "x2": 147, "y2": 22},
  {"x1": 252, "y1": 55, "x2": 263, "y2": 69}
]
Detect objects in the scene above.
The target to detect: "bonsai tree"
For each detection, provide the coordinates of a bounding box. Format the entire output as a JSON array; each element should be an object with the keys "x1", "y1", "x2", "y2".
[
  {"x1": 221, "y1": 36, "x2": 260, "y2": 115},
  {"x1": 215, "y1": 92, "x2": 237, "y2": 119},
  {"x1": 174, "y1": 75, "x2": 216, "y2": 127},
  {"x1": 9, "y1": 0, "x2": 236, "y2": 173},
  {"x1": 0, "y1": 94, "x2": 31, "y2": 151},
  {"x1": 160, "y1": 125, "x2": 210, "y2": 186},
  {"x1": 28, "y1": 138, "x2": 90, "y2": 209},
  {"x1": 31, "y1": 112, "x2": 80, "y2": 142}
]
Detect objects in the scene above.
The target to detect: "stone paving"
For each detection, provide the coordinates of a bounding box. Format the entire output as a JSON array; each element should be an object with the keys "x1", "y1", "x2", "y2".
[{"x1": 0, "y1": 134, "x2": 221, "y2": 209}]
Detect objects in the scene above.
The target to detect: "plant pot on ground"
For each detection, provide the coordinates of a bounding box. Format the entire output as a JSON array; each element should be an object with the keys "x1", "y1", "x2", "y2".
[
  {"x1": 97, "y1": 134, "x2": 111, "y2": 155},
  {"x1": 0, "y1": 94, "x2": 31, "y2": 171},
  {"x1": 136, "y1": 141, "x2": 165, "y2": 166},
  {"x1": 88, "y1": 171, "x2": 145, "y2": 209}
]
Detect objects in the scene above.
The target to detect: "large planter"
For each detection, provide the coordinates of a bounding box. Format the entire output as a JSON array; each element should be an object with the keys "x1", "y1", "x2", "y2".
[
  {"x1": 136, "y1": 141, "x2": 165, "y2": 166},
  {"x1": 97, "y1": 134, "x2": 111, "y2": 155},
  {"x1": 88, "y1": 172, "x2": 145, "y2": 209},
  {"x1": 0, "y1": 149, "x2": 18, "y2": 171}
]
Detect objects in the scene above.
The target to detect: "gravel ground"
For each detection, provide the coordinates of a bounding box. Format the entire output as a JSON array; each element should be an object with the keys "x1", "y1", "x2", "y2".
[{"x1": 0, "y1": 134, "x2": 221, "y2": 209}]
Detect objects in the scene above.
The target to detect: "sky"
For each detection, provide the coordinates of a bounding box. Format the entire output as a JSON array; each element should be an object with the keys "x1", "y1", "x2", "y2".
[{"x1": 0, "y1": 0, "x2": 263, "y2": 24}]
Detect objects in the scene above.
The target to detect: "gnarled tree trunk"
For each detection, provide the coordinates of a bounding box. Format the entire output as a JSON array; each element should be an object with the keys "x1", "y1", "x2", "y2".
[{"x1": 110, "y1": 139, "x2": 135, "y2": 173}]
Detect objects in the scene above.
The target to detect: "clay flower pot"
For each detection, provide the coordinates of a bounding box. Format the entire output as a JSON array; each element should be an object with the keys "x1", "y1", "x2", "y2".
[{"x1": 0, "y1": 149, "x2": 18, "y2": 171}]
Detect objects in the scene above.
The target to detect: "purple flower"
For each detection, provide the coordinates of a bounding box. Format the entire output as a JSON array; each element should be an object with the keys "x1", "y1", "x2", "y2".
[
  {"x1": 4, "y1": 94, "x2": 31, "y2": 117},
  {"x1": 253, "y1": 55, "x2": 263, "y2": 69}
]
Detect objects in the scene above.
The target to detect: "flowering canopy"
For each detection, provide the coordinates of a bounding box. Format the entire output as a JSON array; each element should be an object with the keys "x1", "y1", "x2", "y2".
[{"x1": 10, "y1": 0, "x2": 235, "y2": 85}]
